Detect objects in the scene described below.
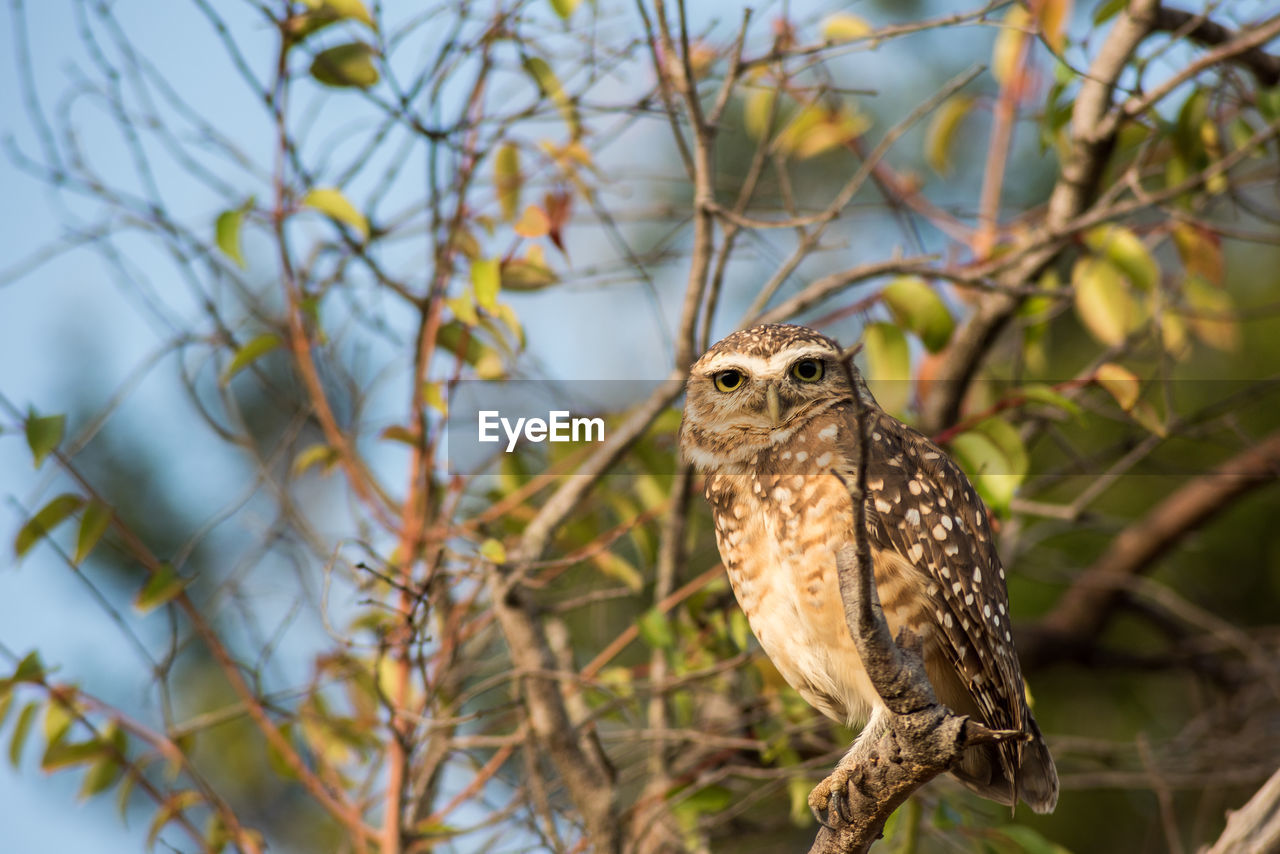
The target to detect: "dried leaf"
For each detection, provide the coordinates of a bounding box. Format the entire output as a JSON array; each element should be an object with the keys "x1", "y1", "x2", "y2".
[{"x1": 513, "y1": 205, "x2": 550, "y2": 239}]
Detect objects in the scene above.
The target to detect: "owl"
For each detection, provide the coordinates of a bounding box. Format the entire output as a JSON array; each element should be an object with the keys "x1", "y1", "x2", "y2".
[{"x1": 679, "y1": 323, "x2": 1058, "y2": 813}]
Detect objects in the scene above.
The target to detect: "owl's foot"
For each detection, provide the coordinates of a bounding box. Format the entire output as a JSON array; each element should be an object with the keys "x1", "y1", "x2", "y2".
[{"x1": 808, "y1": 764, "x2": 856, "y2": 828}]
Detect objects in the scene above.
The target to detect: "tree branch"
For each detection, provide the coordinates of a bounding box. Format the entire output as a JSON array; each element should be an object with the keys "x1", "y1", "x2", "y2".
[
  {"x1": 1154, "y1": 6, "x2": 1280, "y2": 87},
  {"x1": 1024, "y1": 430, "x2": 1280, "y2": 665},
  {"x1": 1205, "y1": 766, "x2": 1280, "y2": 854}
]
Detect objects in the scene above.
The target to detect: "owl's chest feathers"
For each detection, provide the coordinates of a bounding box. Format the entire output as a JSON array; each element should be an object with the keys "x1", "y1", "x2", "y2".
[{"x1": 708, "y1": 469, "x2": 931, "y2": 725}]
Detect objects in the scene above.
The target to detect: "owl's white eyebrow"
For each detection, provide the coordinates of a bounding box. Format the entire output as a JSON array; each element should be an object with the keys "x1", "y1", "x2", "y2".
[{"x1": 700, "y1": 347, "x2": 834, "y2": 377}]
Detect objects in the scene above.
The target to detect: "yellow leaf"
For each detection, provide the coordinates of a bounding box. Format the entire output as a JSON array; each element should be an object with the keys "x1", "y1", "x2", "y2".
[
  {"x1": 1171, "y1": 222, "x2": 1223, "y2": 285},
  {"x1": 514, "y1": 205, "x2": 550, "y2": 239},
  {"x1": 862, "y1": 322, "x2": 911, "y2": 414},
  {"x1": 744, "y1": 87, "x2": 777, "y2": 139},
  {"x1": 302, "y1": 187, "x2": 368, "y2": 239},
  {"x1": 479, "y1": 539, "x2": 506, "y2": 564},
  {"x1": 1084, "y1": 224, "x2": 1159, "y2": 291},
  {"x1": 1094, "y1": 362, "x2": 1140, "y2": 411},
  {"x1": 221, "y1": 333, "x2": 282, "y2": 385},
  {"x1": 1183, "y1": 276, "x2": 1240, "y2": 352},
  {"x1": 292, "y1": 443, "x2": 339, "y2": 476},
  {"x1": 821, "y1": 13, "x2": 872, "y2": 44},
  {"x1": 523, "y1": 57, "x2": 579, "y2": 140},
  {"x1": 494, "y1": 143, "x2": 521, "y2": 222},
  {"x1": 1034, "y1": 0, "x2": 1073, "y2": 53},
  {"x1": 777, "y1": 104, "x2": 869, "y2": 160},
  {"x1": 992, "y1": 6, "x2": 1031, "y2": 86},
  {"x1": 1072, "y1": 257, "x2": 1143, "y2": 346},
  {"x1": 924, "y1": 95, "x2": 973, "y2": 176},
  {"x1": 471, "y1": 257, "x2": 500, "y2": 311}
]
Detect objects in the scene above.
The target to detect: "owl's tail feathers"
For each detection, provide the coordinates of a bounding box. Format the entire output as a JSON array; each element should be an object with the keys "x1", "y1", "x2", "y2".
[
  {"x1": 948, "y1": 716, "x2": 1059, "y2": 814},
  {"x1": 1017, "y1": 716, "x2": 1059, "y2": 815}
]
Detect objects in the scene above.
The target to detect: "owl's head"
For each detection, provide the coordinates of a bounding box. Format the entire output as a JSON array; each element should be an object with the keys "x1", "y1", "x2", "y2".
[{"x1": 679, "y1": 323, "x2": 860, "y2": 470}]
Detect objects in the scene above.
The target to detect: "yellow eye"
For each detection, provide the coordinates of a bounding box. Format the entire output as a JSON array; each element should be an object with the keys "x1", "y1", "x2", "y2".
[
  {"x1": 713, "y1": 370, "x2": 744, "y2": 392},
  {"x1": 791, "y1": 359, "x2": 824, "y2": 383}
]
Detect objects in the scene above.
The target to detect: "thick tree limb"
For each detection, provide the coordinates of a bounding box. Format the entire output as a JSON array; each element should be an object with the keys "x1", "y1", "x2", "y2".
[
  {"x1": 1031, "y1": 430, "x2": 1280, "y2": 656},
  {"x1": 1155, "y1": 6, "x2": 1280, "y2": 87},
  {"x1": 1205, "y1": 767, "x2": 1280, "y2": 854}
]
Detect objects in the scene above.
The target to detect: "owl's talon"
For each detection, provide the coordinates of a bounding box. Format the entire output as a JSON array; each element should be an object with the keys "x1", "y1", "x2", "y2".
[{"x1": 808, "y1": 767, "x2": 853, "y2": 828}]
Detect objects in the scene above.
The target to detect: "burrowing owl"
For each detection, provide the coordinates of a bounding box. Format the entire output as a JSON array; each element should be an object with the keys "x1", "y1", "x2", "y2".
[{"x1": 679, "y1": 323, "x2": 1058, "y2": 813}]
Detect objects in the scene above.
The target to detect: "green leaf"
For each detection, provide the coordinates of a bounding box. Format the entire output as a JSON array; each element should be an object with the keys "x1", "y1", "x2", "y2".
[
  {"x1": 1094, "y1": 362, "x2": 1140, "y2": 411},
  {"x1": 310, "y1": 41, "x2": 379, "y2": 89},
  {"x1": 1092, "y1": 0, "x2": 1126, "y2": 24},
  {"x1": 147, "y1": 790, "x2": 202, "y2": 850},
  {"x1": 303, "y1": 0, "x2": 373, "y2": 27},
  {"x1": 992, "y1": 825, "x2": 1074, "y2": 854},
  {"x1": 79, "y1": 722, "x2": 124, "y2": 799},
  {"x1": 672, "y1": 784, "x2": 734, "y2": 821},
  {"x1": 42, "y1": 738, "x2": 105, "y2": 773},
  {"x1": 220, "y1": 332, "x2": 282, "y2": 385},
  {"x1": 25, "y1": 412, "x2": 65, "y2": 469},
  {"x1": 74, "y1": 500, "x2": 111, "y2": 566},
  {"x1": 494, "y1": 142, "x2": 521, "y2": 222},
  {"x1": 592, "y1": 552, "x2": 644, "y2": 592},
  {"x1": 479, "y1": 539, "x2": 506, "y2": 564},
  {"x1": 1072, "y1": 257, "x2": 1143, "y2": 347},
  {"x1": 638, "y1": 608, "x2": 675, "y2": 649},
  {"x1": 523, "y1": 57, "x2": 580, "y2": 139},
  {"x1": 215, "y1": 208, "x2": 247, "y2": 269},
  {"x1": 44, "y1": 699, "x2": 74, "y2": 748},
  {"x1": 881, "y1": 276, "x2": 955, "y2": 352},
  {"x1": 302, "y1": 186, "x2": 369, "y2": 239},
  {"x1": 9, "y1": 702, "x2": 37, "y2": 767},
  {"x1": 11, "y1": 651, "x2": 45, "y2": 683},
  {"x1": 472, "y1": 258, "x2": 501, "y2": 312},
  {"x1": 949, "y1": 425, "x2": 1024, "y2": 514},
  {"x1": 14, "y1": 494, "x2": 84, "y2": 558},
  {"x1": 924, "y1": 95, "x2": 973, "y2": 176},
  {"x1": 1083, "y1": 225, "x2": 1159, "y2": 291},
  {"x1": 548, "y1": 0, "x2": 582, "y2": 20},
  {"x1": 134, "y1": 564, "x2": 188, "y2": 615},
  {"x1": 862, "y1": 322, "x2": 911, "y2": 414},
  {"x1": 1018, "y1": 384, "x2": 1081, "y2": 419},
  {"x1": 501, "y1": 255, "x2": 558, "y2": 291}
]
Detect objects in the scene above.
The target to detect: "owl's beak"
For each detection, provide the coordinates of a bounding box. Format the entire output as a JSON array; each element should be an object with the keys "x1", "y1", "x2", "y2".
[{"x1": 765, "y1": 382, "x2": 782, "y2": 426}]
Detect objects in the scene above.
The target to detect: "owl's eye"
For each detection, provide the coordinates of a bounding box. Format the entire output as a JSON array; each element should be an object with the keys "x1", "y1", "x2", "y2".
[
  {"x1": 713, "y1": 370, "x2": 744, "y2": 392},
  {"x1": 791, "y1": 359, "x2": 824, "y2": 383}
]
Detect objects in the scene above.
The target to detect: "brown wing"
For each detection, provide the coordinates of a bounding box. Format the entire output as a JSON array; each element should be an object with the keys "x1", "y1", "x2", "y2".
[{"x1": 836, "y1": 403, "x2": 1029, "y2": 794}]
